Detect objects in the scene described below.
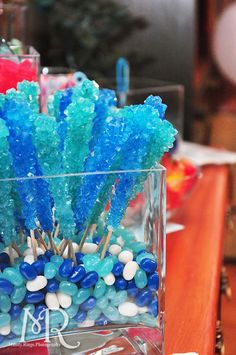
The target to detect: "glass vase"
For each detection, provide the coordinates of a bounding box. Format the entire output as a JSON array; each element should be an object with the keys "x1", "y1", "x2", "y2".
[{"x1": 0, "y1": 166, "x2": 166, "y2": 354}]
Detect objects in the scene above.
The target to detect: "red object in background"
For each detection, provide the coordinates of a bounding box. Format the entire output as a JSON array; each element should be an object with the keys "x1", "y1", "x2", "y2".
[{"x1": 0, "y1": 58, "x2": 37, "y2": 94}]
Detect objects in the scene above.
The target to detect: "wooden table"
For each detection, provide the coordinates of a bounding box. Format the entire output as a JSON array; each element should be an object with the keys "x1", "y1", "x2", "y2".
[{"x1": 165, "y1": 165, "x2": 229, "y2": 355}]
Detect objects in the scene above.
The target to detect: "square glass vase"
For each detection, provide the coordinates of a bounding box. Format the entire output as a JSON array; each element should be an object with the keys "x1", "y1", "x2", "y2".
[{"x1": 0, "y1": 166, "x2": 166, "y2": 354}]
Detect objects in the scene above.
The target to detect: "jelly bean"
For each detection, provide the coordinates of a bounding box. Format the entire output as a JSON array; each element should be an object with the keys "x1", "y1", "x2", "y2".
[
  {"x1": 2, "y1": 268, "x2": 24, "y2": 287},
  {"x1": 0, "y1": 263, "x2": 8, "y2": 271},
  {"x1": 0, "y1": 252, "x2": 10, "y2": 264},
  {"x1": 104, "y1": 273, "x2": 115, "y2": 285},
  {"x1": 92, "y1": 236, "x2": 102, "y2": 245},
  {"x1": 80, "y1": 271, "x2": 98, "y2": 288},
  {"x1": 38, "y1": 255, "x2": 49, "y2": 263},
  {"x1": 135, "y1": 269, "x2": 148, "y2": 289},
  {"x1": 103, "y1": 305, "x2": 120, "y2": 321},
  {"x1": 75, "y1": 252, "x2": 84, "y2": 265},
  {"x1": 68, "y1": 318, "x2": 77, "y2": 329},
  {"x1": 123, "y1": 261, "x2": 139, "y2": 281},
  {"x1": 109, "y1": 255, "x2": 118, "y2": 264},
  {"x1": 47, "y1": 278, "x2": 59, "y2": 293},
  {"x1": 106, "y1": 286, "x2": 116, "y2": 300},
  {"x1": 19, "y1": 262, "x2": 37, "y2": 281},
  {"x1": 83, "y1": 254, "x2": 100, "y2": 272},
  {"x1": 45, "y1": 292, "x2": 59, "y2": 310},
  {"x1": 11, "y1": 285, "x2": 26, "y2": 304},
  {"x1": 72, "y1": 288, "x2": 90, "y2": 305},
  {"x1": 138, "y1": 306, "x2": 148, "y2": 314},
  {"x1": 45, "y1": 250, "x2": 53, "y2": 259},
  {"x1": 148, "y1": 299, "x2": 158, "y2": 317},
  {"x1": 129, "y1": 242, "x2": 146, "y2": 254},
  {"x1": 136, "y1": 252, "x2": 156, "y2": 264},
  {"x1": 57, "y1": 292, "x2": 72, "y2": 308},
  {"x1": 109, "y1": 244, "x2": 122, "y2": 256},
  {"x1": 118, "y1": 302, "x2": 138, "y2": 317},
  {"x1": 95, "y1": 314, "x2": 109, "y2": 326},
  {"x1": 0, "y1": 278, "x2": 14, "y2": 295},
  {"x1": 50, "y1": 255, "x2": 64, "y2": 266},
  {"x1": 87, "y1": 307, "x2": 101, "y2": 320},
  {"x1": 135, "y1": 289, "x2": 153, "y2": 307},
  {"x1": 113, "y1": 314, "x2": 128, "y2": 324},
  {"x1": 97, "y1": 257, "x2": 114, "y2": 278},
  {"x1": 114, "y1": 277, "x2": 127, "y2": 291},
  {"x1": 93, "y1": 279, "x2": 107, "y2": 299},
  {"x1": 80, "y1": 297, "x2": 96, "y2": 311},
  {"x1": 74, "y1": 310, "x2": 86, "y2": 323},
  {"x1": 137, "y1": 249, "x2": 146, "y2": 255},
  {"x1": 25, "y1": 291, "x2": 45, "y2": 304},
  {"x1": 49, "y1": 310, "x2": 65, "y2": 326},
  {"x1": 111, "y1": 290, "x2": 128, "y2": 307},
  {"x1": 34, "y1": 304, "x2": 47, "y2": 320},
  {"x1": 140, "y1": 313, "x2": 156, "y2": 327},
  {"x1": 11, "y1": 319, "x2": 22, "y2": 335},
  {"x1": 65, "y1": 304, "x2": 79, "y2": 319},
  {"x1": 127, "y1": 314, "x2": 141, "y2": 324},
  {"x1": 24, "y1": 255, "x2": 35, "y2": 265},
  {"x1": 112, "y1": 262, "x2": 124, "y2": 276},
  {"x1": 32, "y1": 260, "x2": 45, "y2": 274},
  {"x1": 96, "y1": 296, "x2": 109, "y2": 310},
  {"x1": 20, "y1": 304, "x2": 35, "y2": 322},
  {"x1": 9, "y1": 304, "x2": 21, "y2": 320},
  {"x1": 7, "y1": 332, "x2": 16, "y2": 340},
  {"x1": 59, "y1": 281, "x2": 78, "y2": 296},
  {"x1": 59, "y1": 259, "x2": 73, "y2": 278},
  {"x1": 0, "y1": 323, "x2": 10, "y2": 335},
  {"x1": 147, "y1": 272, "x2": 159, "y2": 291},
  {"x1": 0, "y1": 335, "x2": 4, "y2": 343},
  {"x1": 68, "y1": 265, "x2": 86, "y2": 283},
  {"x1": 118, "y1": 250, "x2": 133, "y2": 264},
  {"x1": 44, "y1": 262, "x2": 57, "y2": 279},
  {"x1": 81, "y1": 243, "x2": 97, "y2": 254},
  {"x1": 0, "y1": 294, "x2": 11, "y2": 313},
  {"x1": 140, "y1": 259, "x2": 157, "y2": 273},
  {"x1": 26, "y1": 275, "x2": 47, "y2": 292}
]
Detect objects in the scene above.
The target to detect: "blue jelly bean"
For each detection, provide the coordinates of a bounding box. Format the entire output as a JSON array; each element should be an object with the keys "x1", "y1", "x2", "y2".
[
  {"x1": 135, "y1": 289, "x2": 153, "y2": 307},
  {"x1": 46, "y1": 278, "x2": 59, "y2": 293},
  {"x1": 137, "y1": 249, "x2": 146, "y2": 256},
  {"x1": 0, "y1": 252, "x2": 10, "y2": 264},
  {"x1": 127, "y1": 280, "x2": 139, "y2": 297},
  {"x1": 32, "y1": 260, "x2": 45, "y2": 275},
  {"x1": 74, "y1": 310, "x2": 86, "y2": 323},
  {"x1": 34, "y1": 304, "x2": 47, "y2": 320},
  {"x1": 19, "y1": 262, "x2": 37, "y2": 280},
  {"x1": 25, "y1": 291, "x2": 45, "y2": 304},
  {"x1": 38, "y1": 255, "x2": 49, "y2": 263},
  {"x1": 68, "y1": 265, "x2": 86, "y2": 283},
  {"x1": 80, "y1": 271, "x2": 99, "y2": 288},
  {"x1": 0, "y1": 278, "x2": 14, "y2": 295},
  {"x1": 93, "y1": 236, "x2": 102, "y2": 245},
  {"x1": 139, "y1": 258, "x2": 157, "y2": 273},
  {"x1": 148, "y1": 299, "x2": 158, "y2": 317},
  {"x1": 0, "y1": 263, "x2": 8, "y2": 271},
  {"x1": 114, "y1": 277, "x2": 127, "y2": 291},
  {"x1": 80, "y1": 296, "x2": 96, "y2": 311},
  {"x1": 9, "y1": 304, "x2": 21, "y2": 320},
  {"x1": 75, "y1": 252, "x2": 84, "y2": 265},
  {"x1": 95, "y1": 314, "x2": 110, "y2": 326},
  {"x1": 7, "y1": 332, "x2": 15, "y2": 340},
  {"x1": 112, "y1": 262, "x2": 124, "y2": 276},
  {"x1": 0, "y1": 335, "x2": 4, "y2": 344},
  {"x1": 45, "y1": 250, "x2": 53, "y2": 259},
  {"x1": 147, "y1": 272, "x2": 159, "y2": 291},
  {"x1": 59, "y1": 259, "x2": 73, "y2": 278}
]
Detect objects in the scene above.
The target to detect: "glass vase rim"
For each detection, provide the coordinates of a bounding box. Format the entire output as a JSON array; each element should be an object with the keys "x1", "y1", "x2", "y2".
[{"x1": 0, "y1": 45, "x2": 39, "y2": 58}]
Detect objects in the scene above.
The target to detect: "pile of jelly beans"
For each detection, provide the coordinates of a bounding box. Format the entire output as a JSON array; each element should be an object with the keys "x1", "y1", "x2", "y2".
[{"x1": 0, "y1": 235, "x2": 159, "y2": 346}]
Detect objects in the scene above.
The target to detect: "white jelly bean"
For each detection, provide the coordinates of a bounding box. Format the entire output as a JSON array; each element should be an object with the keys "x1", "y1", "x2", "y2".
[
  {"x1": 103, "y1": 273, "x2": 115, "y2": 285},
  {"x1": 27, "y1": 236, "x2": 32, "y2": 248},
  {"x1": 109, "y1": 244, "x2": 122, "y2": 256},
  {"x1": 45, "y1": 293, "x2": 60, "y2": 310},
  {"x1": 26, "y1": 275, "x2": 47, "y2": 292},
  {"x1": 123, "y1": 261, "x2": 139, "y2": 281},
  {"x1": 118, "y1": 302, "x2": 138, "y2": 317},
  {"x1": 24, "y1": 255, "x2": 35, "y2": 265},
  {"x1": 23, "y1": 248, "x2": 33, "y2": 256},
  {"x1": 116, "y1": 236, "x2": 124, "y2": 247},
  {"x1": 0, "y1": 324, "x2": 11, "y2": 335},
  {"x1": 79, "y1": 319, "x2": 95, "y2": 327},
  {"x1": 118, "y1": 250, "x2": 133, "y2": 264},
  {"x1": 138, "y1": 306, "x2": 148, "y2": 314},
  {"x1": 36, "y1": 247, "x2": 44, "y2": 256},
  {"x1": 57, "y1": 292, "x2": 72, "y2": 308},
  {"x1": 4, "y1": 247, "x2": 18, "y2": 259},
  {"x1": 81, "y1": 243, "x2": 97, "y2": 254},
  {"x1": 62, "y1": 242, "x2": 79, "y2": 258}
]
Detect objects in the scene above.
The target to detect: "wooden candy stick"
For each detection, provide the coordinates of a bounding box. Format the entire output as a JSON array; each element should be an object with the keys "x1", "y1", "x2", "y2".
[
  {"x1": 47, "y1": 231, "x2": 55, "y2": 254},
  {"x1": 52, "y1": 238, "x2": 59, "y2": 255},
  {"x1": 69, "y1": 240, "x2": 77, "y2": 265},
  {"x1": 12, "y1": 242, "x2": 23, "y2": 257},
  {"x1": 8, "y1": 244, "x2": 15, "y2": 265},
  {"x1": 30, "y1": 229, "x2": 37, "y2": 261},
  {"x1": 59, "y1": 239, "x2": 69, "y2": 256},
  {"x1": 89, "y1": 223, "x2": 97, "y2": 238},
  {"x1": 78, "y1": 225, "x2": 90, "y2": 252},
  {"x1": 19, "y1": 229, "x2": 25, "y2": 245},
  {"x1": 101, "y1": 229, "x2": 113, "y2": 259},
  {"x1": 96, "y1": 236, "x2": 105, "y2": 252},
  {"x1": 58, "y1": 238, "x2": 66, "y2": 252},
  {"x1": 54, "y1": 223, "x2": 60, "y2": 238}
]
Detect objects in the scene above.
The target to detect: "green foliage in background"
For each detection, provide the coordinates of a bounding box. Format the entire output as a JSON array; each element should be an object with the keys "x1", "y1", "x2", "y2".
[{"x1": 33, "y1": 0, "x2": 148, "y2": 77}]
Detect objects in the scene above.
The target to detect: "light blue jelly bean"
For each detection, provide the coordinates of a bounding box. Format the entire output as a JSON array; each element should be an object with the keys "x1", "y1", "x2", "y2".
[
  {"x1": 140, "y1": 313, "x2": 157, "y2": 327},
  {"x1": 83, "y1": 254, "x2": 100, "y2": 272},
  {"x1": 97, "y1": 257, "x2": 114, "y2": 277},
  {"x1": 65, "y1": 304, "x2": 79, "y2": 319},
  {"x1": 134, "y1": 269, "x2": 148, "y2": 289},
  {"x1": 111, "y1": 290, "x2": 127, "y2": 306},
  {"x1": 114, "y1": 315, "x2": 128, "y2": 324},
  {"x1": 20, "y1": 305, "x2": 35, "y2": 322},
  {"x1": 103, "y1": 305, "x2": 120, "y2": 321},
  {"x1": 128, "y1": 242, "x2": 147, "y2": 254},
  {"x1": 93, "y1": 279, "x2": 107, "y2": 299},
  {"x1": 0, "y1": 313, "x2": 10, "y2": 327},
  {"x1": 44, "y1": 262, "x2": 57, "y2": 279},
  {"x1": 106, "y1": 286, "x2": 116, "y2": 300},
  {"x1": 50, "y1": 255, "x2": 64, "y2": 266},
  {"x1": 109, "y1": 255, "x2": 118, "y2": 264},
  {"x1": 59, "y1": 281, "x2": 78, "y2": 296},
  {"x1": 136, "y1": 253, "x2": 156, "y2": 264},
  {"x1": 11, "y1": 319, "x2": 22, "y2": 335},
  {"x1": 0, "y1": 294, "x2": 11, "y2": 313},
  {"x1": 72, "y1": 288, "x2": 90, "y2": 305},
  {"x1": 96, "y1": 296, "x2": 109, "y2": 310},
  {"x1": 68, "y1": 318, "x2": 77, "y2": 329},
  {"x1": 87, "y1": 307, "x2": 101, "y2": 320},
  {"x1": 3, "y1": 267, "x2": 24, "y2": 287},
  {"x1": 49, "y1": 310, "x2": 65, "y2": 326},
  {"x1": 11, "y1": 285, "x2": 26, "y2": 304},
  {"x1": 0, "y1": 278, "x2": 14, "y2": 295},
  {"x1": 127, "y1": 314, "x2": 140, "y2": 324}
]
